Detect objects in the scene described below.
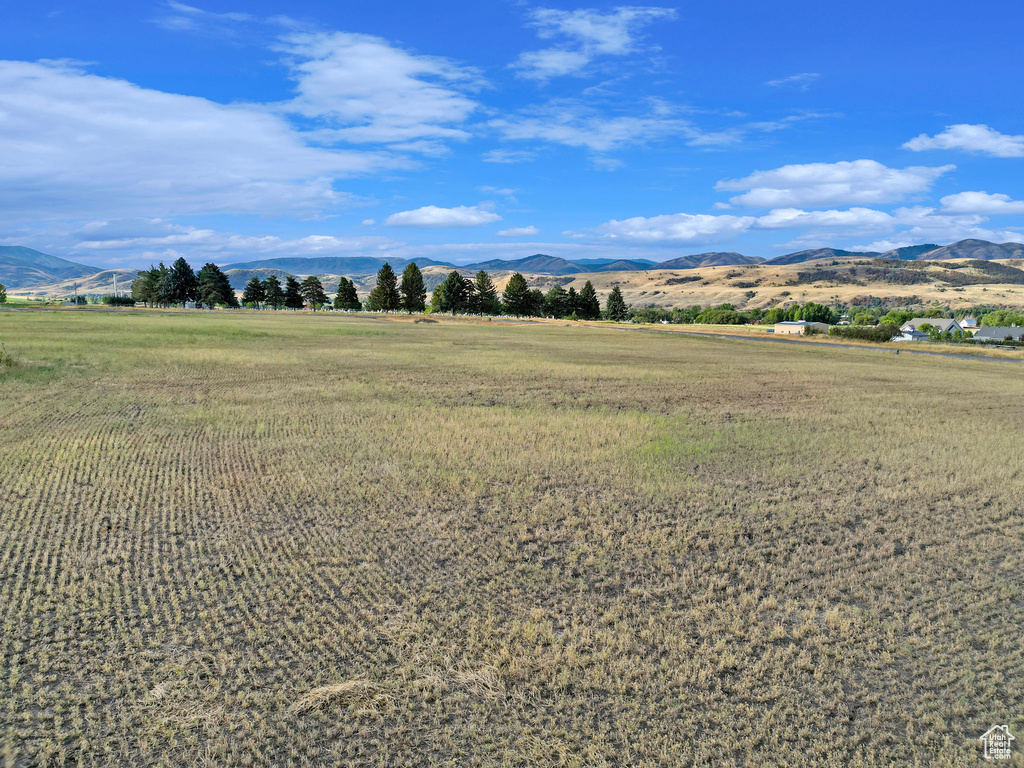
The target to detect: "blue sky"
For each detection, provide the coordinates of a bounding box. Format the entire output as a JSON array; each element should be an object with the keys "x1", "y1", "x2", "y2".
[{"x1": 2, "y1": 0, "x2": 1023, "y2": 268}]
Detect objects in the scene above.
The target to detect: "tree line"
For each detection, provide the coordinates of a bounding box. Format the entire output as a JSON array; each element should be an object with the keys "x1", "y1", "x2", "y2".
[{"x1": 358, "y1": 263, "x2": 613, "y2": 319}]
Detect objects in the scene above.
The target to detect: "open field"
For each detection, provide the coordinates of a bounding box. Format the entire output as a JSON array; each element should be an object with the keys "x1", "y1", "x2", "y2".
[{"x1": 1, "y1": 310, "x2": 1023, "y2": 766}]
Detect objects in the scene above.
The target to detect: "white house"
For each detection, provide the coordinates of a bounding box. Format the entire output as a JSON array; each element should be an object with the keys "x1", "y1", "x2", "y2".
[
  {"x1": 900, "y1": 318, "x2": 962, "y2": 335},
  {"x1": 892, "y1": 328, "x2": 929, "y2": 342}
]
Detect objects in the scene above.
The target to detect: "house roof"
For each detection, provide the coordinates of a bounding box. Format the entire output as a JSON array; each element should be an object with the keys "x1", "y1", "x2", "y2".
[
  {"x1": 901, "y1": 318, "x2": 962, "y2": 332},
  {"x1": 974, "y1": 326, "x2": 1024, "y2": 340}
]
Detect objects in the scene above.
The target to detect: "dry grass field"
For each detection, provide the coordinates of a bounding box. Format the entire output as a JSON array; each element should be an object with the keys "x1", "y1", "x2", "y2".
[{"x1": 1, "y1": 309, "x2": 1023, "y2": 767}]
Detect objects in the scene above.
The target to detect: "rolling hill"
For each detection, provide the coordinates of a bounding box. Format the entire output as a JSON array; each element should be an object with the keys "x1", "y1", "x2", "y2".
[{"x1": 0, "y1": 246, "x2": 101, "y2": 288}]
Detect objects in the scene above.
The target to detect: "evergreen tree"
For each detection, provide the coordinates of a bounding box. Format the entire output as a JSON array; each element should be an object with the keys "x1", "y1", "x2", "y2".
[
  {"x1": 0, "y1": 282, "x2": 5, "y2": 304},
  {"x1": 472, "y1": 271, "x2": 500, "y2": 315},
  {"x1": 578, "y1": 280, "x2": 601, "y2": 320},
  {"x1": 263, "y1": 275, "x2": 284, "y2": 309},
  {"x1": 399, "y1": 262, "x2": 427, "y2": 313},
  {"x1": 161, "y1": 257, "x2": 198, "y2": 306},
  {"x1": 566, "y1": 286, "x2": 579, "y2": 318},
  {"x1": 527, "y1": 289, "x2": 546, "y2": 317},
  {"x1": 432, "y1": 270, "x2": 472, "y2": 313},
  {"x1": 284, "y1": 275, "x2": 304, "y2": 309},
  {"x1": 543, "y1": 285, "x2": 571, "y2": 318},
  {"x1": 197, "y1": 263, "x2": 238, "y2": 308},
  {"x1": 300, "y1": 275, "x2": 329, "y2": 310},
  {"x1": 242, "y1": 276, "x2": 266, "y2": 307},
  {"x1": 501, "y1": 272, "x2": 532, "y2": 316},
  {"x1": 132, "y1": 262, "x2": 168, "y2": 305},
  {"x1": 605, "y1": 285, "x2": 629, "y2": 321},
  {"x1": 367, "y1": 263, "x2": 401, "y2": 311},
  {"x1": 334, "y1": 277, "x2": 361, "y2": 310}
]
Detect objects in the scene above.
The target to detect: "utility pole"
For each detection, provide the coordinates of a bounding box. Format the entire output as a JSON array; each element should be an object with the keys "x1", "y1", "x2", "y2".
[{"x1": 113, "y1": 273, "x2": 117, "y2": 298}]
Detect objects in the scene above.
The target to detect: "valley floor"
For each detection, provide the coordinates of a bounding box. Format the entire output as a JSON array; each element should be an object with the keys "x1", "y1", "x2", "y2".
[{"x1": 1, "y1": 310, "x2": 1022, "y2": 766}]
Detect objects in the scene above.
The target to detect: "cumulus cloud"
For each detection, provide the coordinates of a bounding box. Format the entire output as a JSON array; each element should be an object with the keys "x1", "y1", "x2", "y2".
[
  {"x1": 755, "y1": 207, "x2": 893, "y2": 230},
  {"x1": 278, "y1": 31, "x2": 485, "y2": 146},
  {"x1": 716, "y1": 160, "x2": 955, "y2": 207},
  {"x1": 939, "y1": 191, "x2": 1024, "y2": 214},
  {"x1": 383, "y1": 205, "x2": 502, "y2": 228},
  {"x1": 903, "y1": 124, "x2": 1024, "y2": 158},
  {"x1": 572, "y1": 203, "x2": 1016, "y2": 246},
  {"x1": 590, "y1": 212, "x2": 758, "y2": 244},
  {"x1": 0, "y1": 59, "x2": 397, "y2": 220},
  {"x1": 512, "y1": 6, "x2": 677, "y2": 80},
  {"x1": 61, "y1": 218, "x2": 401, "y2": 264},
  {"x1": 764, "y1": 73, "x2": 819, "y2": 89},
  {"x1": 497, "y1": 225, "x2": 540, "y2": 237}
]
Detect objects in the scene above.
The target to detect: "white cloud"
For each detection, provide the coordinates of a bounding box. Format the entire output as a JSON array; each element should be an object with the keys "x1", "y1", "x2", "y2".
[
  {"x1": 61, "y1": 218, "x2": 401, "y2": 265},
  {"x1": 572, "y1": 202, "x2": 1022, "y2": 247},
  {"x1": 939, "y1": 191, "x2": 1024, "y2": 214},
  {"x1": 490, "y1": 100, "x2": 691, "y2": 153},
  {"x1": 278, "y1": 31, "x2": 485, "y2": 147},
  {"x1": 765, "y1": 73, "x2": 819, "y2": 89},
  {"x1": 590, "y1": 212, "x2": 757, "y2": 244},
  {"x1": 756, "y1": 207, "x2": 893, "y2": 230},
  {"x1": 903, "y1": 124, "x2": 1024, "y2": 158},
  {"x1": 497, "y1": 225, "x2": 540, "y2": 237},
  {"x1": 481, "y1": 149, "x2": 537, "y2": 163},
  {"x1": 0, "y1": 59, "x2": 398, "y2": 219},
  {"x1": 512, "y1": 6, "x2": 677, "y2": 80},
  {"x1": 479, "y1": 186, "x2": 518, "y2": 196},
  {"x1": 716, "y1": 160, "x2": 955, "y2": 207},
  {"x1": 383, "y1": 205, "x2": 501, "y2": 228}
]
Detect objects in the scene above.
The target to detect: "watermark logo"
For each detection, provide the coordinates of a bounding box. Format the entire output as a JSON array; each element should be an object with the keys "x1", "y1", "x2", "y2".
[{"x1": 980, "y1": 725, "x2": 1014, "y2": 760}]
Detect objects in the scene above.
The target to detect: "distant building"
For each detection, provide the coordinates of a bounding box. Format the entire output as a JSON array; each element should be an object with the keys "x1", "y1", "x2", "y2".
[
  {"x1": 900, "y1": 318, "x2": 963, "y2": 334},
  {"x1": 892, "y1": 329, "x2": 929, "y2": 342},
  {"x1": 773, "y1": 320, "x2": 830, "y2": 335},
  {"x1": 974, "y1": 326, "x2": 1024, "y2": 342},
  {"x1": 961, "y1": 316, "x2": 978, "y2": 328}
]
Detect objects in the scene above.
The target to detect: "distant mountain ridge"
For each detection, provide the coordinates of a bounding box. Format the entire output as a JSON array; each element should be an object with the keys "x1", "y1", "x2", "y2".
[
  {"x1": 0, "y1": 246, "x2": 100, "y2": 288},
  {"x1": 5, "y1": 239, "x2": 1024, "y2": 295}
]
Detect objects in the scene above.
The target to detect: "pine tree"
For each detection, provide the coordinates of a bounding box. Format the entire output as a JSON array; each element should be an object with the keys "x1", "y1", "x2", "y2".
[
  {"x1": 543, "y1": 285, "x2": 570, "y2": 318},
  {"x1": 131, "y1": 263, "x2": 167, "y2": 305},
  {"x1": 300, "y1": 275, "x2": 329, "y2": 311},
  {"x1": 578, "y1": 280, "x2": 601, "y2": 320},
  {"x1": 399, "y1": 263, "x2": 427, "y2": 313},
  {"x1": 431, "y1": 270, "x2": 471, "y2": 313},
  {"x1": 197, "y1": 263, "x2": 238, "y2": 307},
  {"x1": 334, "y1": 278, "x2": 361, "y2": 310},
  {"x1": 501, "y1": 272, "x2": 532, "y2": 316},
  {"x1": 0, "y1": 282, "x2": 6, "y2": 305},
  {"x1": 472, "y1": 271, "x2": 500, "y2": 315},
  {"x1": 566, "y1": 286, "x2": 579, "y2": 318},
  {"x1": 367, "y1": 263, "x2": 400, "y2": 311},
  {"x1": 263, "y1": 275, "x2": 284, "y2": 309},
  {"x1": 242, "y1": 276, "x2": 266, "y2": 307},
  {"x1": 284, "y1": 276, "x2": 304, "y2": 309},
  {"x1": 527, "y1": 289, "x2": 545, "y2": 317},
  {"x1": 162, "y1": 257, "x2": 198, "y2": 306},
  {"x1": 605, "y1": 285, "x2": 629, "y2": 321}
]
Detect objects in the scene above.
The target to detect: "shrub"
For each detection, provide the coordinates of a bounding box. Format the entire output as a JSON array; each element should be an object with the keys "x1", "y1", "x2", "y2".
[
  {"x1": 829, "y1": 323, "x2": 900, "y2": 342},
  {"x1": 101, "y1": 295, "x2": 136, "y2": 306}
]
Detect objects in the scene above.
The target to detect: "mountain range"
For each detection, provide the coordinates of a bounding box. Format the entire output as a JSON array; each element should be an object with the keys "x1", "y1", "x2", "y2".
[{"x1": 3, "y1": 240, "x2": 1024, "y2": 291}]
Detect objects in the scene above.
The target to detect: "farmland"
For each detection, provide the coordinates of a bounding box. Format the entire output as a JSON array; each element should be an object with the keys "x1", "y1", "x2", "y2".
[{"x1": 1, "y1": 309, "x2": 1023, "y2": 766}]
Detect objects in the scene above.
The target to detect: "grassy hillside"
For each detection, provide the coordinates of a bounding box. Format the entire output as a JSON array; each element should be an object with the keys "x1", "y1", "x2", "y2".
[
  {"x1": 0, "y1": 310, "x2": 1021, "y2": 766},
  {"x1": 0, "y1": 246, "x2": 100, "y2": 289},
  {"x1": 567, "y1": 257, "x2": 1024, "y2": 310}
]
